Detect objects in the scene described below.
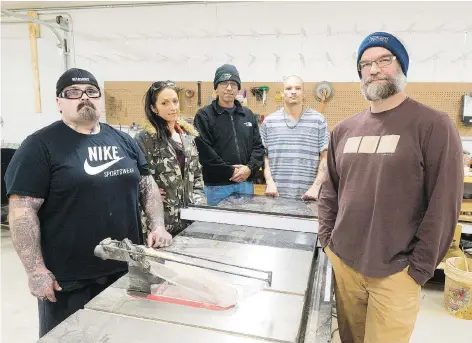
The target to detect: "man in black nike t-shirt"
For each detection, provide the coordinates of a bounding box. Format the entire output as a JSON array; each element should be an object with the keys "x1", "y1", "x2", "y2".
[{"x1": 5, "y1": 68, "x2": 171, "y2": 338}]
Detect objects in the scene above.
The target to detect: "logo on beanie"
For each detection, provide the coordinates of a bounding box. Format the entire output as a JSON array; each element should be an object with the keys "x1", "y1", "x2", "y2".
[
  {"x1": 72, "y1": 77, "x2": 90, "y2": 82},
  {"x1": 219, "y1": 73, "x2": 232, "y2": 82},
  {"x1": 369, "y1": 36, "x2": 389, "y2": 43}
]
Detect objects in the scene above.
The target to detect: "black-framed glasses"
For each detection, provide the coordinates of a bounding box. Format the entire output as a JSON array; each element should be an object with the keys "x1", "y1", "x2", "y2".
[
  {"x1": 358, "y1": 55, "x2": 397, "y2": 72},
  {"x1": 59, "y1": 87, "x2": 101, "y2": 99},
  {"x1": 218, "y1": 81, "x2": 239, "y2": 89}
]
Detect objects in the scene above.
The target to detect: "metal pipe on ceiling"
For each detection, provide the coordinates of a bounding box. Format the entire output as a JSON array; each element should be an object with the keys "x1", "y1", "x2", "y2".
[
  {"x1": 1, "y1": 9, "x2": 75, "y2": 71},
  {"x1": 1, "y1": 9, "x2": 68, "y2": 32},
  {"x1": 1, "y1": 9, "x2": 66, "y2": 46},
  {"x1": 1, "y1": 18, "x2": 62, "y2": 25},
  {"x1": 1, "y1": 20, "x2": 31, "y2": 24},
  {"x1": 41, "y1": 12, "x2": 76, "y2": 69},
  {"x1": 2, "y1": 1, "x2": 253, "y2": 12}
]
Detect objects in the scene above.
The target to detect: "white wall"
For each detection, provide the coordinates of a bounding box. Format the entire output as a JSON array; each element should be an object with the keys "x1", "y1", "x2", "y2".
[{"x1": 2, "y1": 1, "x2": 472, "y2": 144}]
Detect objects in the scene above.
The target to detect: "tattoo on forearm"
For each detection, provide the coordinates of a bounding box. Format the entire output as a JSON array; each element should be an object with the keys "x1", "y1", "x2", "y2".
[
  {"x1": 139, "y1": 175, "x2": 165, "y2": 230},
  {"x1": 314, "y1": 159, "x2": 328, "y2": 190},
  {"x1": 8, "y1": 196, "x2": 45, "y2": 274}
]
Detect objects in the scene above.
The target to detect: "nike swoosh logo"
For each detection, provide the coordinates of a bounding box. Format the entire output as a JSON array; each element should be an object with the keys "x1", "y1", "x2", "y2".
[{"x1": 84, "y1": 157, "x2": 124, "y2": 175}]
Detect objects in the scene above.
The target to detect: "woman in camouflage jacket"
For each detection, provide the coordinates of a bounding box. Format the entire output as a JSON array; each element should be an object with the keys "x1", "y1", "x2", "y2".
[{"x1": 135, "y1": 81, "x2": 204, "y2": 236}]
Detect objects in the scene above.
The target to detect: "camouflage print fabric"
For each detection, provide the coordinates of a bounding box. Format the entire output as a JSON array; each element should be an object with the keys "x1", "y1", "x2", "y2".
[{"x1": 135, "y1": 119, "x2": 204, "y2": 236}]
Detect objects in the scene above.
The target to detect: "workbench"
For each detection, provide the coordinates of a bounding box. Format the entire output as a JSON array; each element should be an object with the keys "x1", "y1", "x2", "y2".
[{"x1": 38, "y1": 195, "x2": 334, "y2": 343}]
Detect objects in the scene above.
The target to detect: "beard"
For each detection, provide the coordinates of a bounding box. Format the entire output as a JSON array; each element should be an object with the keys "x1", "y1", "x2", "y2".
[
  {"x1": 360, "y1": 71, "x2": 407, "y2": 101},
  {"x1": 77, "y1": 100, "x2": 98, "y2": 121}
]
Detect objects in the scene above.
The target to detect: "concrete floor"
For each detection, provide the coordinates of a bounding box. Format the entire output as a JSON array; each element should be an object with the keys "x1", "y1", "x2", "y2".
[
  {"x1": 1, "y1": 228, "x2": 39, "y2": 343},
  {"x1": 1, "y1": 228, "x2": 470, "y2": 343}
]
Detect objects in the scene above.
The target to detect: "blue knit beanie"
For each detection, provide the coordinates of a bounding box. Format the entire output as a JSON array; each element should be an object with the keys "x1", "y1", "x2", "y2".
[{"x1": 356, "y1": 32, "x2": 409, "y2": 78}]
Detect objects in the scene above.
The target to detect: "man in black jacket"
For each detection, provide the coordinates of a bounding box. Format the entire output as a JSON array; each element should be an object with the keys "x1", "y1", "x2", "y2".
[{"x1": 194, "y1": 64, "x2": 264, "y2": 205}]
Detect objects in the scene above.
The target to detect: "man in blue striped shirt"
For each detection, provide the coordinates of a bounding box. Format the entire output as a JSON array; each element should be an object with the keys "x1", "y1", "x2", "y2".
[{"x1": 261, "y1": 76, "x2": 329, "y2": 199}]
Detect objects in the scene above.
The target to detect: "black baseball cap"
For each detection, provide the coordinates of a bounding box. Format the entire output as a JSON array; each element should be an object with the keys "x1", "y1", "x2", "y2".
[{"x1": 56, "y1": 68, "x2": 100, "y2": 96}]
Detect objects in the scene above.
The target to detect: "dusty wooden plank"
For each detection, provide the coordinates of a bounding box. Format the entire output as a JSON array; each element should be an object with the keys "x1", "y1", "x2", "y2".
[{"x1": 28, "y1": 11, "x2": 42, "y2": 113}]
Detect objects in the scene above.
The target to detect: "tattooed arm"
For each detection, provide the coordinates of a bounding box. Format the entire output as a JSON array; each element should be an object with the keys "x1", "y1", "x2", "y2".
[
  {"x1": 138, "y1": 175, "x2": 172, "y2": 248},
  {"x1": 313, "y1": 151, "x2": 328, "y2": 194},
  {"x1": 8, "y1": 195, "x2": 62, "y2": 302},
  {"x1": 302, "y1": 151, "x2": 328, "y2": 200}
]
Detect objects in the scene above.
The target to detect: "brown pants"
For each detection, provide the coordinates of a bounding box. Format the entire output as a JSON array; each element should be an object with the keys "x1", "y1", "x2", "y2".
[{"x1": 326, "y1": 247, "x2": 421, "y2": 343}]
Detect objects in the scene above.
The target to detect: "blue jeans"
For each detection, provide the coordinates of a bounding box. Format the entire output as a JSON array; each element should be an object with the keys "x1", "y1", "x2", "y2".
[{"x1": 204, "y1": 182, "x2": 254, "y2": 206}]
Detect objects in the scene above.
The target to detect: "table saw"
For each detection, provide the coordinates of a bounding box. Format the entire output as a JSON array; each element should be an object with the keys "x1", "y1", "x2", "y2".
[{"x1": 38, "y1": 195, "x2": 333, "y2": 343}]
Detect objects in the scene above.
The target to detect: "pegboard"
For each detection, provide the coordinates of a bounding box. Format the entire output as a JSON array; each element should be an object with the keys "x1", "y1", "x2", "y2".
[
  {"x1": 104, "y1": 81, "x2": 472, "y2": 136},
  {"x1": 103, "y1": 81, "x2": 214, "y2": 125},
  {"x1": 398, "y1": 83, "x2": 472, "y2": 137}
]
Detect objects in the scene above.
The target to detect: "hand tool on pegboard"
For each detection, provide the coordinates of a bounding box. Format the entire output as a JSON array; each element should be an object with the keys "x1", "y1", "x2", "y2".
[
  {"x1": 274, "y1": 91, "x2": 283, "y2": 104},
  {"x1": 94, "y1": 238, "x2": 272, "y2": 309},
  {"x1": 315, "y1": 81, "x2": 334, "y2": 113},
  {"x1": 176, "y1": 86, "x2": 184, "y2": 111},
  {"x1": 251, "y1": 87, "x2": 264, "y2": 102},
  {"x1": 251, "y1": 86, "x2": 269, "y2": 105},
  {"x1": 259, "y1": 86, "x2": 269, "y2": 105},
  {"x1": 185, "y1": 89, "x2": 195, "y2": 98},
  {"x1": 197, "y1": 81, "x2": 202, "y2": 107},
  {"x1": 184, "y1": 89, "x2": 195, "y2": 111}
]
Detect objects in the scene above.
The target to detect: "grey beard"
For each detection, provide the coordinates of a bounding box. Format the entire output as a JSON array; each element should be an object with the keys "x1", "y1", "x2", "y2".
[
  {"x1": 78, "y1": 106, "x2": 98, "y2": 121},
  {"x1": 361, "y1": 72, "x2": 407, "y2": 101}
]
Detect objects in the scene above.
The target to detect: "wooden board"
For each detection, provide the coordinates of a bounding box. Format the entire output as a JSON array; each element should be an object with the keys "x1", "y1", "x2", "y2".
[
  {"x1": 28, "y1": 11, "x2": 41, "y2": 113},
  {"x1": 104, "y1": 81, "x2": 472, "y2": 135}
]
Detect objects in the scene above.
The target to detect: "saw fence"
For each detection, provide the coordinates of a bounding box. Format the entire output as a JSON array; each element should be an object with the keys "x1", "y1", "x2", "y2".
[{"x1": 104, "y1": 81, "x2": 472, "y2": 134}]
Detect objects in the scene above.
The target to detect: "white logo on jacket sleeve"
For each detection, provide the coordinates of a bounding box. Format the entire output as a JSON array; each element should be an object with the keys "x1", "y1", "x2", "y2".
[
  {"x1": 84, "y1": 146, "x2": 124, "y2": 175},
  {"x1": 244, "y1": 122, "x2": 253, "y2": 127}
]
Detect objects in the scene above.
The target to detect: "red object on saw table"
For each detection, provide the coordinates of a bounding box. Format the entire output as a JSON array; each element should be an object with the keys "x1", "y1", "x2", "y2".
[{"x1": 129, "y1": 293, "x2": 235, "y2": 311}]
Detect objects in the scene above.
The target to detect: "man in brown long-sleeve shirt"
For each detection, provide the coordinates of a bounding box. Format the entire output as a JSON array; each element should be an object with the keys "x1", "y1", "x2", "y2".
[{"x1": 318, "y1": 32, "x2": 463, "y2": 343}]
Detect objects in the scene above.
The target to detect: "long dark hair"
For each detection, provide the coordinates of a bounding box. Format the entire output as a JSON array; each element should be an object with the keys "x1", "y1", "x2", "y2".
[{"x1": 144, "y1": 81, "x2": 180, "y2": 148}]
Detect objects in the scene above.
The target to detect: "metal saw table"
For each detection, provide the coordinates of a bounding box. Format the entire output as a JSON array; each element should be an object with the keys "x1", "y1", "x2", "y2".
[{"x1": 38, "y1": 195, "x2": 333, "y2": 343}]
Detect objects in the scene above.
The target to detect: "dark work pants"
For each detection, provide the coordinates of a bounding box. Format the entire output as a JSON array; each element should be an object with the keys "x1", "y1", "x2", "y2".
[{"x1": 38, "y1": 271, "x2": 126, "y2": 338}]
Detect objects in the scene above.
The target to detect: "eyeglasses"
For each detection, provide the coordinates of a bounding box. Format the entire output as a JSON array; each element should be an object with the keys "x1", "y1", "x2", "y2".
[
  {"x1": 60, "y1": 87, "x2": 101, "y2": 99},
  {"x1": 218, "y1": 81, "x2": 239, "y2": 89},
  {"x1": 358, "y1": 55, "x2": 397, "y2": 72}
]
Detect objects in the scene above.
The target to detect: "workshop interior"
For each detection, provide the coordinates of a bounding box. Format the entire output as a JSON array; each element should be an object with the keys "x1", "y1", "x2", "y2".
[{"x1": 1, "y1": 1, "x2": 472, "y2": 343}]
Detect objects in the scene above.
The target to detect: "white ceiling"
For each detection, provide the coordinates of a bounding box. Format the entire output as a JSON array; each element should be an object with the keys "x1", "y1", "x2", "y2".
[{"x1": 1, "y1": 1, "x2": 201, "y2": 11}]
